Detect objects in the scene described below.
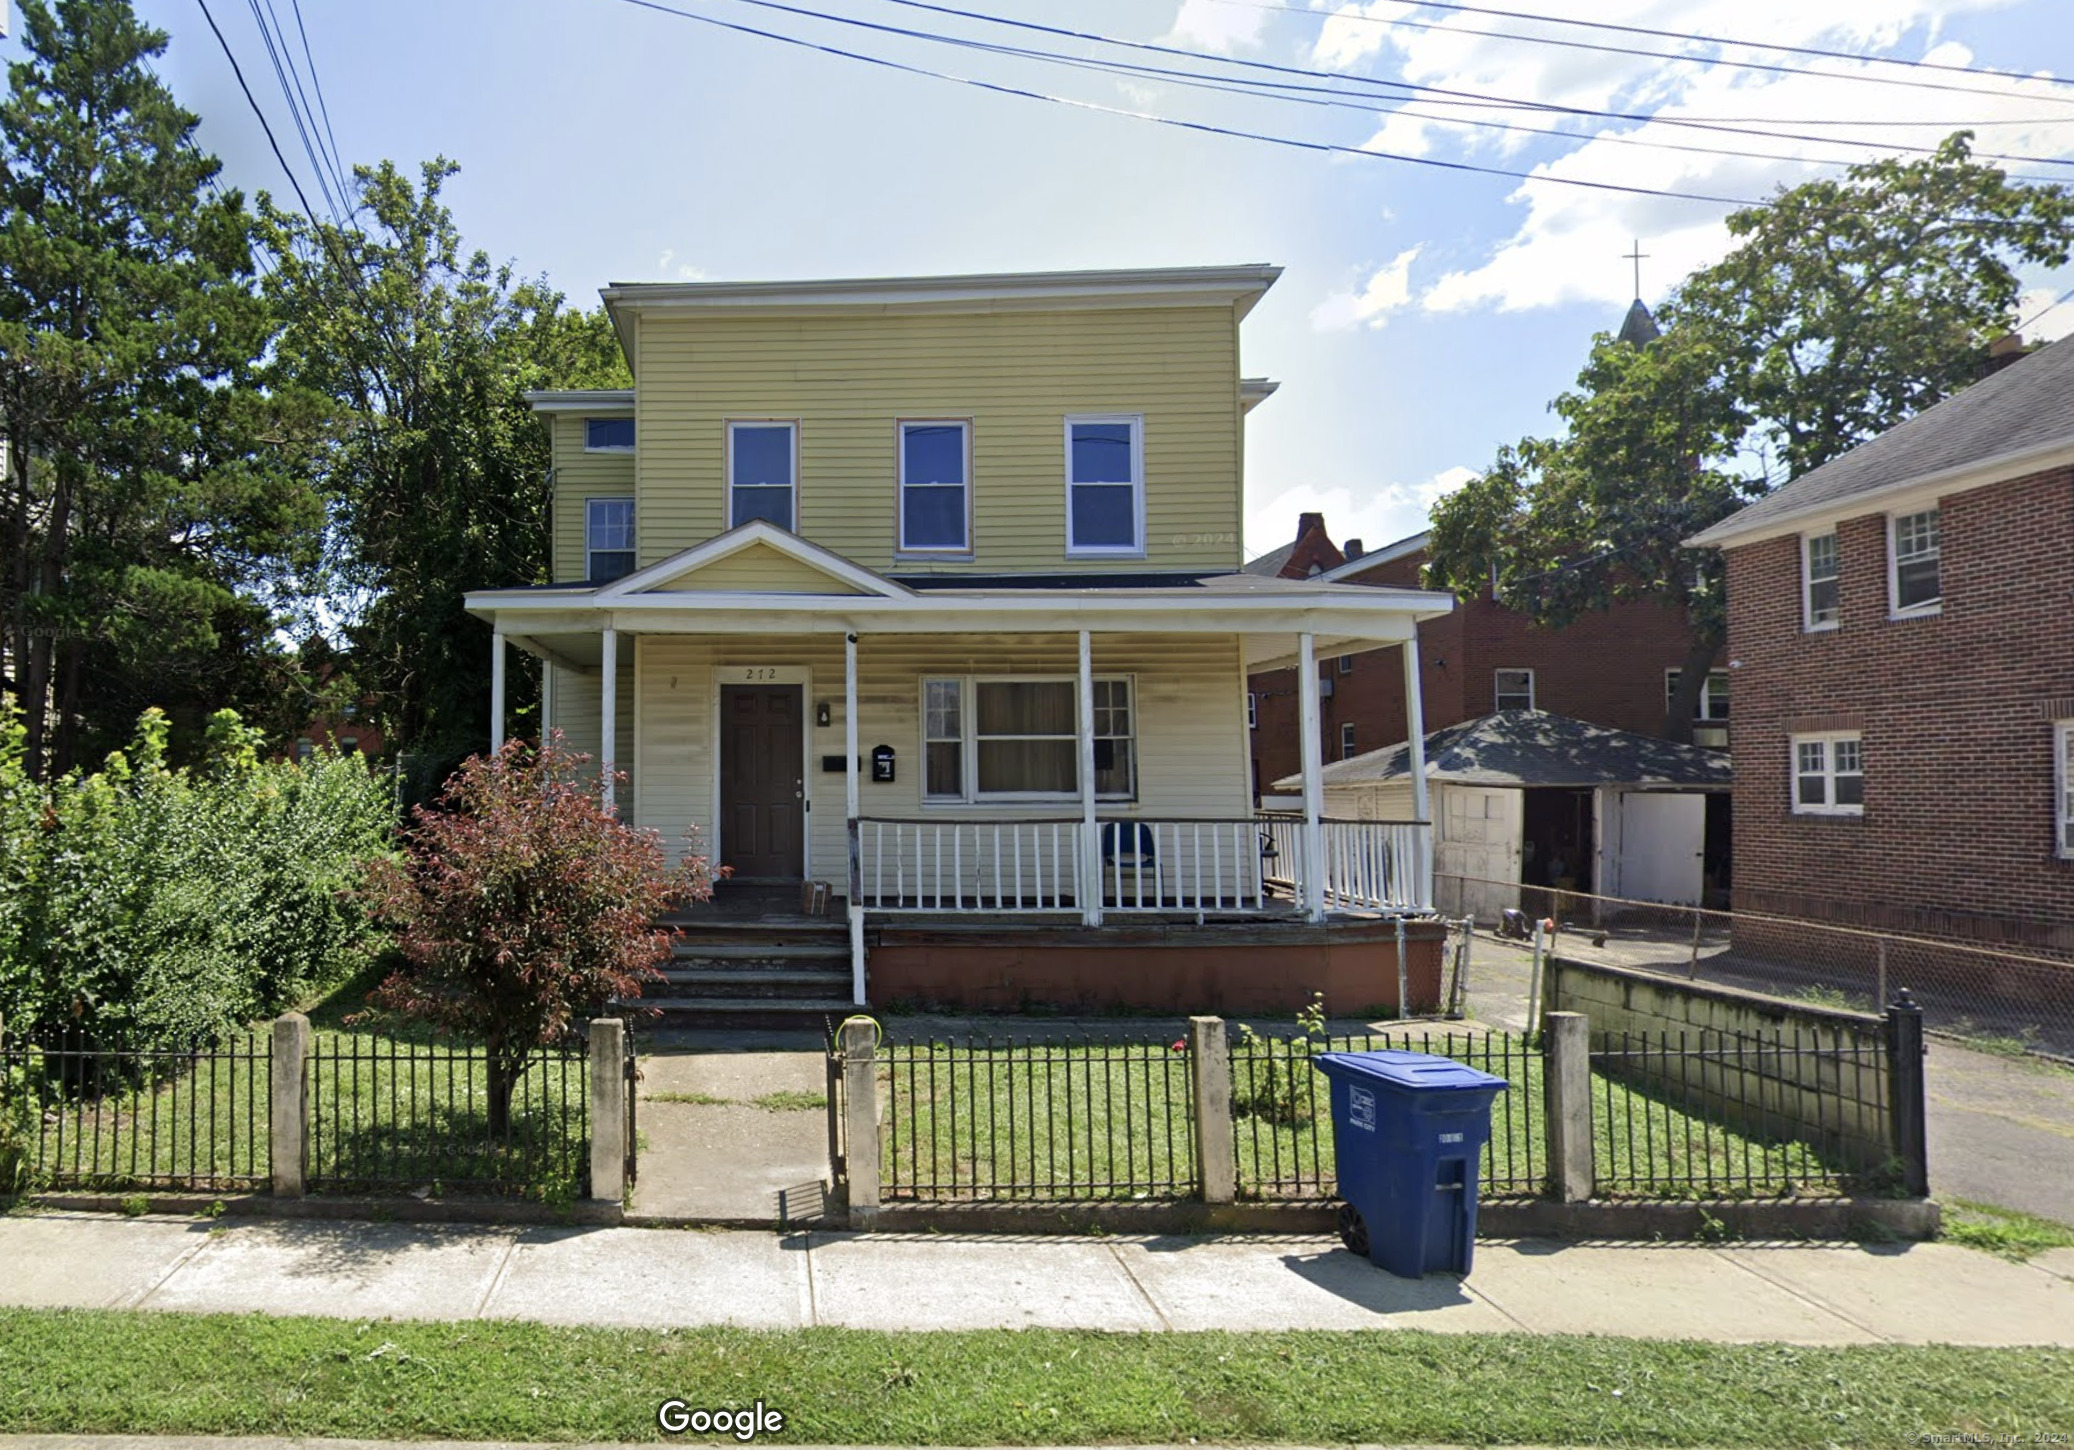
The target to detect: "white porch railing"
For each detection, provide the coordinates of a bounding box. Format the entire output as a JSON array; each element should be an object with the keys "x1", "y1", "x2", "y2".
[{"x1": 856, "y1": 815, "x2": 1430, "y2": 916}]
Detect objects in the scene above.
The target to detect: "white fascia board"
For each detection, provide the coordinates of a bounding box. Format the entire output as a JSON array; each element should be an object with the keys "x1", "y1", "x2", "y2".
[
  {"x1": 1686, "y1": 437, "x2": 2074, "y2": 549},
  {"x1": 600, "y1": 265, "x2": 1281, "y2": 321},
  {"x1": 523, "y1": 390, "x2": 636, "y2": 414},
  {"x1": 1313, "y1": 531, "x2": 1434, "y2": 583},
  {"x1": 1240, "y1": 378, "x2": 1280, "y2": 413},
  {"x1": 592, "y1": 520, "x2": 914, "y2": 600}
]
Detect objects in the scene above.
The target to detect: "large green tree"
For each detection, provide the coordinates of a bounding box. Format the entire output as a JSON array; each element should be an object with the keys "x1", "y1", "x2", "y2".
[
  {"x1": 259, "y1": 160, "x2": 629, "y2": 791},
  {"x1": 1427, "y1": 135, "x2": 2074, "y2": 740},
  {"x1": 0, "y1": 0, "x2": 324, "y2": 776}
]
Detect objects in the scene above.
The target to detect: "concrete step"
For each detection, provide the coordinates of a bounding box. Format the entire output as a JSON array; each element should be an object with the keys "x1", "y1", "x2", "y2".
[
  {"x1": 629, "y1": 997, "x2": 860, "y2": 1030},
  {"x1": 669, "y1": 940, "x2": 848, "y2": 962},
  {"x1": 653, "y1": 968, "x2": 851, "y2": 1000}
]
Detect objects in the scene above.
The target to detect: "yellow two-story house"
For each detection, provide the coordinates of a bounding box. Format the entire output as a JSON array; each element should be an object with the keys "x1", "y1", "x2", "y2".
[{"x1": 466, "y1": 265, "x2": 1453, "y2": 1015}]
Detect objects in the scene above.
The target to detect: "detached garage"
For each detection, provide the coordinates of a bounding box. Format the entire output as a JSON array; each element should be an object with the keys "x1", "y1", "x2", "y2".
[{"x1": 1274, "y1": 710, "x2": 1732, "y2": 923}]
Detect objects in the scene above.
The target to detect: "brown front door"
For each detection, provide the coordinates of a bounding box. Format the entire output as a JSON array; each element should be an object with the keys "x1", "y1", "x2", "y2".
[{"x1": 720, "y1": 684, "x2": 805, "y2": 880}]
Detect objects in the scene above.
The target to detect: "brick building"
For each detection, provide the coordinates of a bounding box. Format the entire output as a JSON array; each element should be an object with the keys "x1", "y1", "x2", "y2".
[{"x1": 1688, "y1": 337, "x2": 2074, "y2": 957}]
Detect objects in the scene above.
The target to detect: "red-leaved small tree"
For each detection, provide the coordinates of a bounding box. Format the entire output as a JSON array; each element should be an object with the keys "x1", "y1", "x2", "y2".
[{"x1": 362, "y1": 733, "x2": 716, "y2": 1135}]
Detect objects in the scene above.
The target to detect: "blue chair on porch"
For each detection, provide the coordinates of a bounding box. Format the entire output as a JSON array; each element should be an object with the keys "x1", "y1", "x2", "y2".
[{"x1": 1100, "y1": 821, "x2": 1158, "y2": 904}]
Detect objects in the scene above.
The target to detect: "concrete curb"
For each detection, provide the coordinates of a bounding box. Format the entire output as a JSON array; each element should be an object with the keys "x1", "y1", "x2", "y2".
[{"x1": 9, "y1": 1192, "x2": 623, "y2": 1229}]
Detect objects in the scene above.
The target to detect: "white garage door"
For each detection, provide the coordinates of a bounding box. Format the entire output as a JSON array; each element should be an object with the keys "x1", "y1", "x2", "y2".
[
  {"x1": 1434, "y1": 787, "x2": 1522, "y2": 924},
  {"x1": 1617, "y1": 792, "x2": 1706, "y2": 905}
]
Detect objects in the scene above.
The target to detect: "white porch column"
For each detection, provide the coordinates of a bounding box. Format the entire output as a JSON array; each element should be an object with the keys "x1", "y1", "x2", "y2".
[
  {"x1": 846, "y1": 631, "x2": 866, "y2": 1005},
  {"x1": 1078, "y1": 628, "x2": 1102, "y2": 928},
  {"x1": 489, "y1": 629, "x2": 507, "y2": 755},
  {"x1": 1297, "y1": 631, "x2": 1326, "y2": 924},
  {"x1": 600, "y1": 626, "x2": 618, "y2": 815},
  {"x1": 1401, "y1": 632, "x2": 1433, "y2": 911}
]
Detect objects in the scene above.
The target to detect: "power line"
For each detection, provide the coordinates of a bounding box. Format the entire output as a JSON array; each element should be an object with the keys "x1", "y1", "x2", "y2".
[
  {"x1": 288, "y1": 0, "x2": 350, "y2": 206},
  {"x1": 193, "y1": 0, "x2": 331, "y2": 233},
  {"x1": 242, "y1": 0, "x2": 342, "y2": 222}
]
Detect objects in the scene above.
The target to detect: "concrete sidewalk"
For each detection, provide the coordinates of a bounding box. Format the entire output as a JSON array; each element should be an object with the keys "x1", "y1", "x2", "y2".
[{"x1": 2, "y1": 1211, "x2": 2070, "y2": 1344}]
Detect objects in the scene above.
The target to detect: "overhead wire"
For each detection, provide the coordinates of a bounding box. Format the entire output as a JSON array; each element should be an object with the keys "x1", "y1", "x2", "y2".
[
  {"x1": 287, "y1": 0, "x2": 351, "y2": 206},
  {"x1": 242, "y1": 0, "x2": 343, "y2": 222}
]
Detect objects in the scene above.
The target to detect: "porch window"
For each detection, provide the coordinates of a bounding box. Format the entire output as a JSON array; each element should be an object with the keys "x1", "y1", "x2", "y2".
[
  {"x1": 1792, "y1": 732, "x2": 1863, "y2": 815},
  {"x1": 728, "y1": 421, "x2": 797, "y2": 531},
  {"x1": 919, "y1": 676, "x2": 1136, "y2": 801},
  {"x1": 2057, "y1": 721, "x2": 2074, "y2": 860},
  {"x1": 584, "y1": 417, "x2": 634, "y2": 452},
  {"x1": 900, "y1": 421, "x2": 970, "y2": 552},
  {"x1": 1889, "y1": 508, "x2": 1941, "y2": 615},
  {"x1": 1065, "y1": 415, "x2": 1143, "y2": 555},
  {"x1": 1665, "y1": 668, "x2": 1729, "y2": 722},
  {"x1": 586, "y1": 497, "x2": 635, "y2": 582},
  {"x1": 1494, "y1": 668, "x2": 1535, "y2": 712},
  {"x1": 1804, "y1": 532, "x2": 1839, "y2": 630}
]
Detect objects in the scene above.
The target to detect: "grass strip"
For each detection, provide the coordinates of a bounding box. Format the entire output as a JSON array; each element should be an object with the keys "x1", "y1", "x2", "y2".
[
  {"x1": 0, "y1": 1309, "x2": 2067, "y2": 1446},
  {"x1": 1942, "y1": 1198, "x2": 2074, "y2": 1260}
]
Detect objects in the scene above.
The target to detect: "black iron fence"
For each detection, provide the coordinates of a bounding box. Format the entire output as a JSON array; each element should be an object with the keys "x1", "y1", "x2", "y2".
[
  {"x1": 304, "y1": 1032, "x2": 590, "y2": 1200},
  {"x1": 1228, "y1": 1030, "x2": 1545, "y2": 1200},
  {"x1": 0, "y1": 1028, "x2": 271, "y2": 1192},
  {"x1": 880, "y1": 1033, "x2": 1195, "y2": 1201}
]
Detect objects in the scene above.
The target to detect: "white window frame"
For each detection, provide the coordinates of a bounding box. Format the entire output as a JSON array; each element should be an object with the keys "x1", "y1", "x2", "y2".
[
  {"x1": 1803, "y1": 531, "x2": 1840, "y2": 632},
  {"x1": 918, "y1": 675, "x2": 1137, "y2": 804},
  {"x1": 1494, "y1": 668, "x2": 1535, "y2": 712},
  {"x1": 897, "y1": 418, "x2": 972, "y2": 555},
  {"x1": 1791, "y1": 731, "x2": 1864, "y2": 817},
  {"x1": 2057, "y1": 721, "x2": 2074, "y2": 861},
  {"x1": 585, "y1": 496, "x2": 635, "y2": 582},
  {"x1": 1340, "y1": 722, "x2": 1357, "y2": 760},
  {"x1": 1337, "y1": 653, "x2": 1354, "y2": 675},
  {"x1": 726, "y1": 419, "x2": 800, "y2": 532},
  {"x1": 1887, "y1": 508, "x2": 1942, "y2": 618},
  {"x1": 1665, "y1": 668, "x2": 1730, "y2": 723},
  {"x1": 1247, "y1": 692, "x2": 1257, "y2": 730},
  {"x1": 582, "y1": 416, "x2": 635, "y2": 453},
  {"x1": 1064, "y1": 413, "x2": 1146, "y2": 558}
]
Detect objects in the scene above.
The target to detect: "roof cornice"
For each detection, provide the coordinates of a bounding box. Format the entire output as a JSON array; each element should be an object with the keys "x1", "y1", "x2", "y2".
[
  {"x1": 600, "y1": 265, "x2": 1283, "y2": 323},
  {"x1": 1314, "y1": 530, "x2": 1432, "y2": 583},
  {"x1": 523, "y1": 389, "x2": 635, "y2": 414}
]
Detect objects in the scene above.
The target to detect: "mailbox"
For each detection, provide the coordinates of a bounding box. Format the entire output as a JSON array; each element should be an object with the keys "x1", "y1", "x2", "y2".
[{"x1": 870, "y1": 744, "x2": 896, "y2": 782}]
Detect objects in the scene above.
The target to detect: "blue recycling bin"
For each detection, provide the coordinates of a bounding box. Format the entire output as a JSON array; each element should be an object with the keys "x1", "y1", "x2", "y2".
[{"x1": 1313, "y1": 1049, "x2": 1509, "y2": 1278}]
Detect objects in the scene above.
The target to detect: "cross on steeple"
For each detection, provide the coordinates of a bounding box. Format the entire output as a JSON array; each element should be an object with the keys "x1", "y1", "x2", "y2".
[{"x1": 1624, "y1": 239, "x2": 1650, "y2": 300}]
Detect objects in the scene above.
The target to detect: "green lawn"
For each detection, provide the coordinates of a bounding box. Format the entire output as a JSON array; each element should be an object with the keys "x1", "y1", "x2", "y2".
[{"x1": 0, "y1": 1309, "x2": 2066, "y2": 1446}]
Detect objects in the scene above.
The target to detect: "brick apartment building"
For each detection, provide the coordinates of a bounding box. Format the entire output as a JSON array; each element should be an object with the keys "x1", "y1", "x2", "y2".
[{"x1": 1688, "y1": 336, "x2": 2074, "y2": 958}]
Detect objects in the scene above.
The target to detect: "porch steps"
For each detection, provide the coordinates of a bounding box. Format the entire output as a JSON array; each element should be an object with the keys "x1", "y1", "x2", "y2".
[{"x1": 632, "y1": 892, "x2": 856, "y2": 1024}]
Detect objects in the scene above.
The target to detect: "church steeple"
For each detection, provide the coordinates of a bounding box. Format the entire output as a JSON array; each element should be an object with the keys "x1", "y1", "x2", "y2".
[{"x1": 1617, "y1": 297, "x2": 1661, "y2": 347}]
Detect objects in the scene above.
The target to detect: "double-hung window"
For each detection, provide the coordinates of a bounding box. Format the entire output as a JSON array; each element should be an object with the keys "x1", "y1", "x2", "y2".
[
  {"x1": 1340, "y1": 722, "x2": 1358, "y2": 760},
  {"x1": 584, "y1": 417, "x2": 634, "y2": 452},
  {"x1": 1792, "y1": 732, "x2": 1863, "y2": 815},
  {"x1": 728, "y1": 421, "x2": 797, "y2": 531},
  {"x1": 2056, "y1": 721, "x2": 2074, "y2": 860},
  {"x1": 1666, "y1": 668, "x2": 1730, "y2": 722},
  {"x1": 1065, "y1": 414, "x2": 1143, "y2": 555},
  {"x1": 921, "y1": 676, "x2": 1137, "y2": 802},
  {"x1": 1494, "y1": 668, "x2": 1535, "y2": 712},
  {"x1": 899, "y1": 420, "x2": 970, "y2": 552},
  {"x1": 1804, "y1": 532, "x2": 1840, "y2": 630},
  {"x1": 586, "y1": 497, "x2": 635, "y2": 582},
  {"x1": 1889, "y1": 508, "x2": 1941, "y2": 615}
]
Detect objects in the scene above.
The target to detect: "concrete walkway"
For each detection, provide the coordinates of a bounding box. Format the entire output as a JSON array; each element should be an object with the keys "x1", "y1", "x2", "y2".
[{"x1": 2, "y1": 1211, "x2": 2070, "y2": 1344}]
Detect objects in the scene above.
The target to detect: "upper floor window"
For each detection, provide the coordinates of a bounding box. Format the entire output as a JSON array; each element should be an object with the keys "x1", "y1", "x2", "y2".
[
  {"x1": 1337, "y1": 653, "x2": 1354, "y2": 675},
  {"x1": 1666, "y1": 668, "x2": 1729, "y2": 722},
  {"x1": 584, "y1": 417, "x2": 634, "y2": 452},
  {"x1": 1889, "y1": 508, "x2": 1941, "y2": 616},
  {"x1": 586, "y1": 497, "x2": 635, "y2": 582},
  {"x1": 921, "y1": 676, "x2": 1136, "y2": 802},
  {"x1": 1803, "y1": 532, "x2": 1840, "y2": 630},
  {"x1": 728, "y1": 421, "x2": 797, "y2": 531},
  {"x1": 1494, "y1": 668, "x2": 1535, "y2": 712},
  {"x1": 1340, "y1": 722, "x2": 1357, "y2": 759},
  {"x1": 900, "y1": 420, "x2": 970, "y2": 553},
  {"x1": 2057, "y1": 721, "x2": 2074, "y2": 861},
  {"x1": 1792, "y1": 732, "x2": 1863, "y2": 816},
  {"x1": 1065, "y1": 415, "x2": 1143, "y2": 555}
]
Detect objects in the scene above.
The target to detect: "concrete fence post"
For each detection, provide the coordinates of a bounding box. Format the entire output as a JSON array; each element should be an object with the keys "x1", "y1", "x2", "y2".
[
  {"x1": 270, "y1": 1012, "x2": 310, "y2": 1197},
  {"x1": 1885, "y1": 990, "x2": 1929, "y2": 1198},
  {"x1": 841, "y1": 1019, "x2": 881, "y2": 1227},
  {"x1": 1189, "y1": 1016, "x2": 1234, "y2": 1205},
  {"x1": 588, "y1": 1018, "x2": 627, "y2": 1206},
  {"x1": 1543, "y1": 1010, "x2": 1594, "y2": 1204}
]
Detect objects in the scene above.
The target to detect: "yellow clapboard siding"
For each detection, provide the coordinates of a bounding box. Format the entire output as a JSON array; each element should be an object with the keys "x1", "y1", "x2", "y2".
[
  {"x1": 648, "y1": 541, "x2": 869, "y2": 595},
  {"x1": 544, "y1": 658, "x2": 636, "y2": 813},
  {"x1": 633, "y1": 307, "x2": 1243, "y2": 575},
  {"x1": 549, "y1": 413, "x2": 635, "y2": 582}
]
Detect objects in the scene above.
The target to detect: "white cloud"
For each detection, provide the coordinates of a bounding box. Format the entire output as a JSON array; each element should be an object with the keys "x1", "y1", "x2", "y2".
[
  {"x1": 1163, "y1": 0, "x2": 1267, "y2": 53},
  {"x1": 1310, "y1": 246, "x2": 1422, "y2": 330},
  {"x1": 656, "y1": 249, "x2": 707, "y2": 280},
  {"x1": 1245, "y1": 466, "x2": 1477, "y2": 559}
]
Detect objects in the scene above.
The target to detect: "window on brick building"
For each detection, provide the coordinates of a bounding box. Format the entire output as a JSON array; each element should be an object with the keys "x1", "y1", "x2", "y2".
[
  {"x1": 1494, "y1": 668, "x2": 1535, "y2": 712},
  {"x1": 1803, "y1": 532, "x2": 1840, "y2": 630},
  {"x1": 1341, "y1": 722, "x2": 1357, "y2": 760},
  {"x1": 1247, "y1": 692, "x2": 1257, "y2": 730},
  {"x1": 1666, "y1": 668, "x2": 1730, "y2": 722},
  {"x1": 2057, "y1": 721, "x2": 2074, "y2": 861},
  {"x1": 1337, "y1": 654, "x2": 1354, "y2": 674},
  {"x1": 1791, "y1": 732, "x2": 1863, "y2": 815},
  {"x1": 1888, "y1": 508, "x2": 1941, "y2": 616}
]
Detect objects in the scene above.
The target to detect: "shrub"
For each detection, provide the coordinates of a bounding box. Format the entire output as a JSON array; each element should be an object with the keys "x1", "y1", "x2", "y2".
[{"x1": 362, "y1": 734, "x2": 717, "y2": 1135}]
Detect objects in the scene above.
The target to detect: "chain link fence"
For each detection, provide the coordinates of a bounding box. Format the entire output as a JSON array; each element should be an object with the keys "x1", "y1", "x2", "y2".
[{"x1": 1438, "y1": 873, "x2": 2074, "y2": 1060}]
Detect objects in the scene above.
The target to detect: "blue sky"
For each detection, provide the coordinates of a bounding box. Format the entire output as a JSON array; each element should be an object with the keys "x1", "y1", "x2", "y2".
[{"x1": 21, "y1": 0, "x2": 2074, "y2": 561}]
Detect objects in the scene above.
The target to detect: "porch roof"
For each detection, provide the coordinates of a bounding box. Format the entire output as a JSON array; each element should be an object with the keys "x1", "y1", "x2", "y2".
[
  {"x1": 1275, "y1": 709, "x2": 1733, "y2": 792},
  {"x1": 465, "y1": 522, "x2": 1455, "y2": 670}
]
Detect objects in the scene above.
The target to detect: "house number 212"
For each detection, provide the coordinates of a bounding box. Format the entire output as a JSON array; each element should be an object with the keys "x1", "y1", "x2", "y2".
[{"x1": 737, "y1": 667, "x2": 781, "y2": 681}]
